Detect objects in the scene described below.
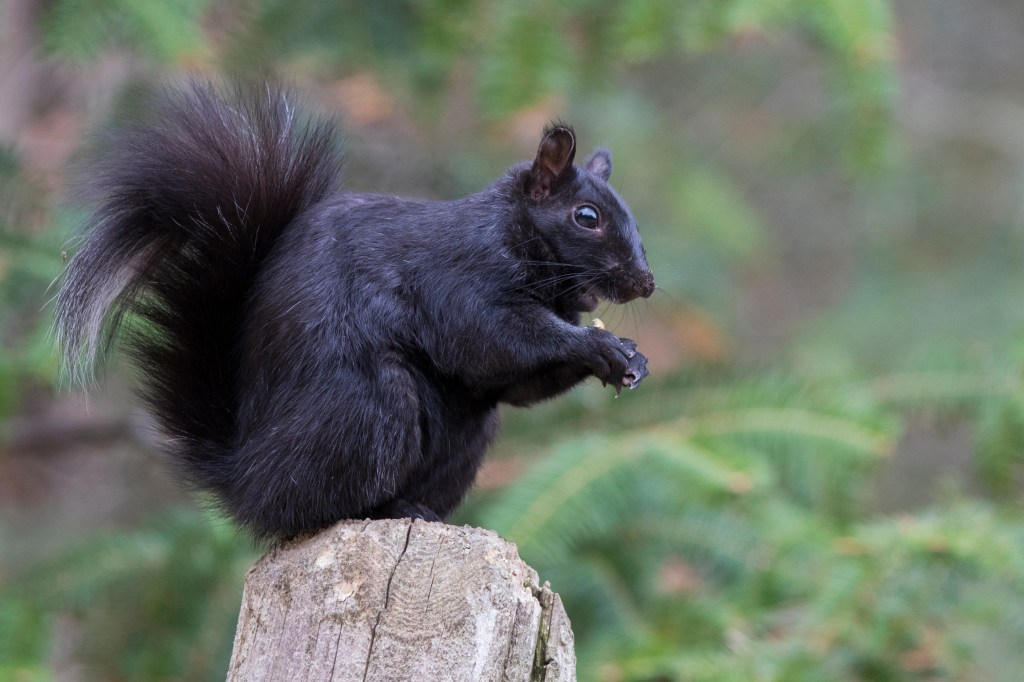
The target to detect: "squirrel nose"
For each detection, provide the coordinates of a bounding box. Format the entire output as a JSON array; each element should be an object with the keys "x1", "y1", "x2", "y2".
[
  {"x1": 637, "y1": 270, "x2": 655, "y2": 298},
  {"x1": 617, "y1": 268, "x2": 654, "y2": 301}
]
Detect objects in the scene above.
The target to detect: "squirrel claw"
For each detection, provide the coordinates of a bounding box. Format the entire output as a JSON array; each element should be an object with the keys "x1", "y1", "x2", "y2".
[{"x1": 621, "y1": 348, "x2": 649, "y2": 390}]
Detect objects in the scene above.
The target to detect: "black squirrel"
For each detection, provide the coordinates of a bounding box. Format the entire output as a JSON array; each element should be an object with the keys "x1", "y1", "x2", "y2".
[{"x1": 56, "y1": 81, "x2": 654, "y2": 539}]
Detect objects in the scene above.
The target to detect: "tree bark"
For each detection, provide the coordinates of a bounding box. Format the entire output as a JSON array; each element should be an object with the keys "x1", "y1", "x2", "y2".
[{"x1": 228, "y1": 519, "x2": 576, "y2": 681}]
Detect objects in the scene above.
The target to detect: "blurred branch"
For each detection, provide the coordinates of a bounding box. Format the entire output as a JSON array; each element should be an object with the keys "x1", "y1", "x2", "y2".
[{"x1": 2, "y1": 412, "x2": 149, "y2": 454}]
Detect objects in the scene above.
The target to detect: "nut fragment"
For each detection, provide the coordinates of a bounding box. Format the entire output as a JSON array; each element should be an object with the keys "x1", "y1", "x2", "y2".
[{"x1": 591, "y1": 318, "x2": 605, "y2": 330}]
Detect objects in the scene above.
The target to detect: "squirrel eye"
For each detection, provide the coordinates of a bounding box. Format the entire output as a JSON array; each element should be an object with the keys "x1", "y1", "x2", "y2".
[{"x1": 573, "y1": 205, "x2": 600, "y2": 229}]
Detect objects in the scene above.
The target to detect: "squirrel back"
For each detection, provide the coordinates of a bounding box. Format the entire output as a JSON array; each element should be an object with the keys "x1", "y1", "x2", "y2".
[{"x1": 58, "y1": 80, "x2": 653, "y2": 538}]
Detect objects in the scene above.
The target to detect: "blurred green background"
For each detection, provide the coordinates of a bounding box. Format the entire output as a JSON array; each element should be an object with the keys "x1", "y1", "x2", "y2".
[{"x1": 3, "y1": 0, "x2": 1024, "y2": 679}]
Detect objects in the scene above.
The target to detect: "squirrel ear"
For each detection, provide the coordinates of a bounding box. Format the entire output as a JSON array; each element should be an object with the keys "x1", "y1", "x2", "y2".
[
  {"x1": 528, "y1": 124, "x2": 576, "y2": 201},
  {"x1": 584, "y1": 148, "x2": 612, "y2": 181}
]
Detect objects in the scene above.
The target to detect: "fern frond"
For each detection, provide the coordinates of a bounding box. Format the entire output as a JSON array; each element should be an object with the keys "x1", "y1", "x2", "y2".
[
  {"x1": 679, "y1": 407, "x2": 895, "y2": 458},
  {"x1": 483, "y1": 429, "x2": 771, "y2": 561}
]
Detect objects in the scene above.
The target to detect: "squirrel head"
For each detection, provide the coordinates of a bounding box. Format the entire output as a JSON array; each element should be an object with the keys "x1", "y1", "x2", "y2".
[{"x1": 520, "y1": 123, "x2": 655, "y2": 314}]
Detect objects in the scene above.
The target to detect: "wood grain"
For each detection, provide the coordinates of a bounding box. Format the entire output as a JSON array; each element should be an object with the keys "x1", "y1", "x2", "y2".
[{"x1": 228, "y1": 519, "x2": 575, "y2": 681}]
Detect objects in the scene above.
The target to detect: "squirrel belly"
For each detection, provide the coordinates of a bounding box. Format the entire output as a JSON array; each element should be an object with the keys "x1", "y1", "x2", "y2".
[{"x1": 56, "y1": 80, "x2": 654, "y2": 539}]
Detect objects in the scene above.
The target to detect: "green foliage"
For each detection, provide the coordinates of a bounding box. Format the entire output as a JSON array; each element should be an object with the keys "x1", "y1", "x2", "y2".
[
  {"x1": 464, "y1": 368, "x2": 1024, "y2": 680},
  {"x1": 0, "y1": 147, "x2": 62, "y2": 417},
  {"x1": 33, "y1": 0, "x2": 895, "y2": 166},
  {"x1": 679, "y1": 0, "x2": 895, "y2": 169},
  {"x1": 977, "y1": 396, "x2": 1024, "y2": 498},
  {"x1": 673, "y1": 168, "x2": 766, "y2": 260},
  {"x1": 40, "y1": 0, "x2": 210, "y2": 61},
  {"x1": 0, "y1": 510, "x2": 259, "y2": 681}
]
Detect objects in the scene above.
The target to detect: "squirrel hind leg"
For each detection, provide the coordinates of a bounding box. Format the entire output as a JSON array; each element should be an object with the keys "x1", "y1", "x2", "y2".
[{"x1": 368, "y1": 499, "x2": 442, "y2": 523}]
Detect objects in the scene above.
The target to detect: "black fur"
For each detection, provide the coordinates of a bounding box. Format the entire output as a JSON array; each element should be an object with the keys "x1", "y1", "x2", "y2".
[{"x1": 56, "y1": 81, "x2": 655, "y2": 539}]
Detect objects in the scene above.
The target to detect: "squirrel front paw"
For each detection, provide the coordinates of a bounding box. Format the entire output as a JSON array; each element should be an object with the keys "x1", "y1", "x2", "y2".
[
  {"x1": 618, "y1": 338, "x2": 649, "y2": 390},
  {"x1": 584, "y1": 329, "x2": 648, "y2": 393}
]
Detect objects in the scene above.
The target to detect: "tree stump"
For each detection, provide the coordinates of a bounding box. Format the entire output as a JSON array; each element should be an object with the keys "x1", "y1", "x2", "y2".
[{"x1": 228, "y1": 519, "x2": 576, "y2": 681}]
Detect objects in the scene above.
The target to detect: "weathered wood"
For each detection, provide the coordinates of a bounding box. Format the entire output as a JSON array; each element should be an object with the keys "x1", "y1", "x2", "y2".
[{"x1": 228, "y1": 519, "x2": 576, "y2": 681}]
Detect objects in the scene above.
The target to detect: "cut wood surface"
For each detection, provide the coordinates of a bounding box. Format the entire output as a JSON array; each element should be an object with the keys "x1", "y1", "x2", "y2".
[{"x1": 228, "y1": 519, "x2": 576, "y2": 681}]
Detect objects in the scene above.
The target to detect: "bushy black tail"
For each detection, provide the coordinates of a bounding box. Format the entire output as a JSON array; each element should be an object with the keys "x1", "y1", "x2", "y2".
[{"x1": 56, "y1": 79, "x2": 341, "y2": 492}]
